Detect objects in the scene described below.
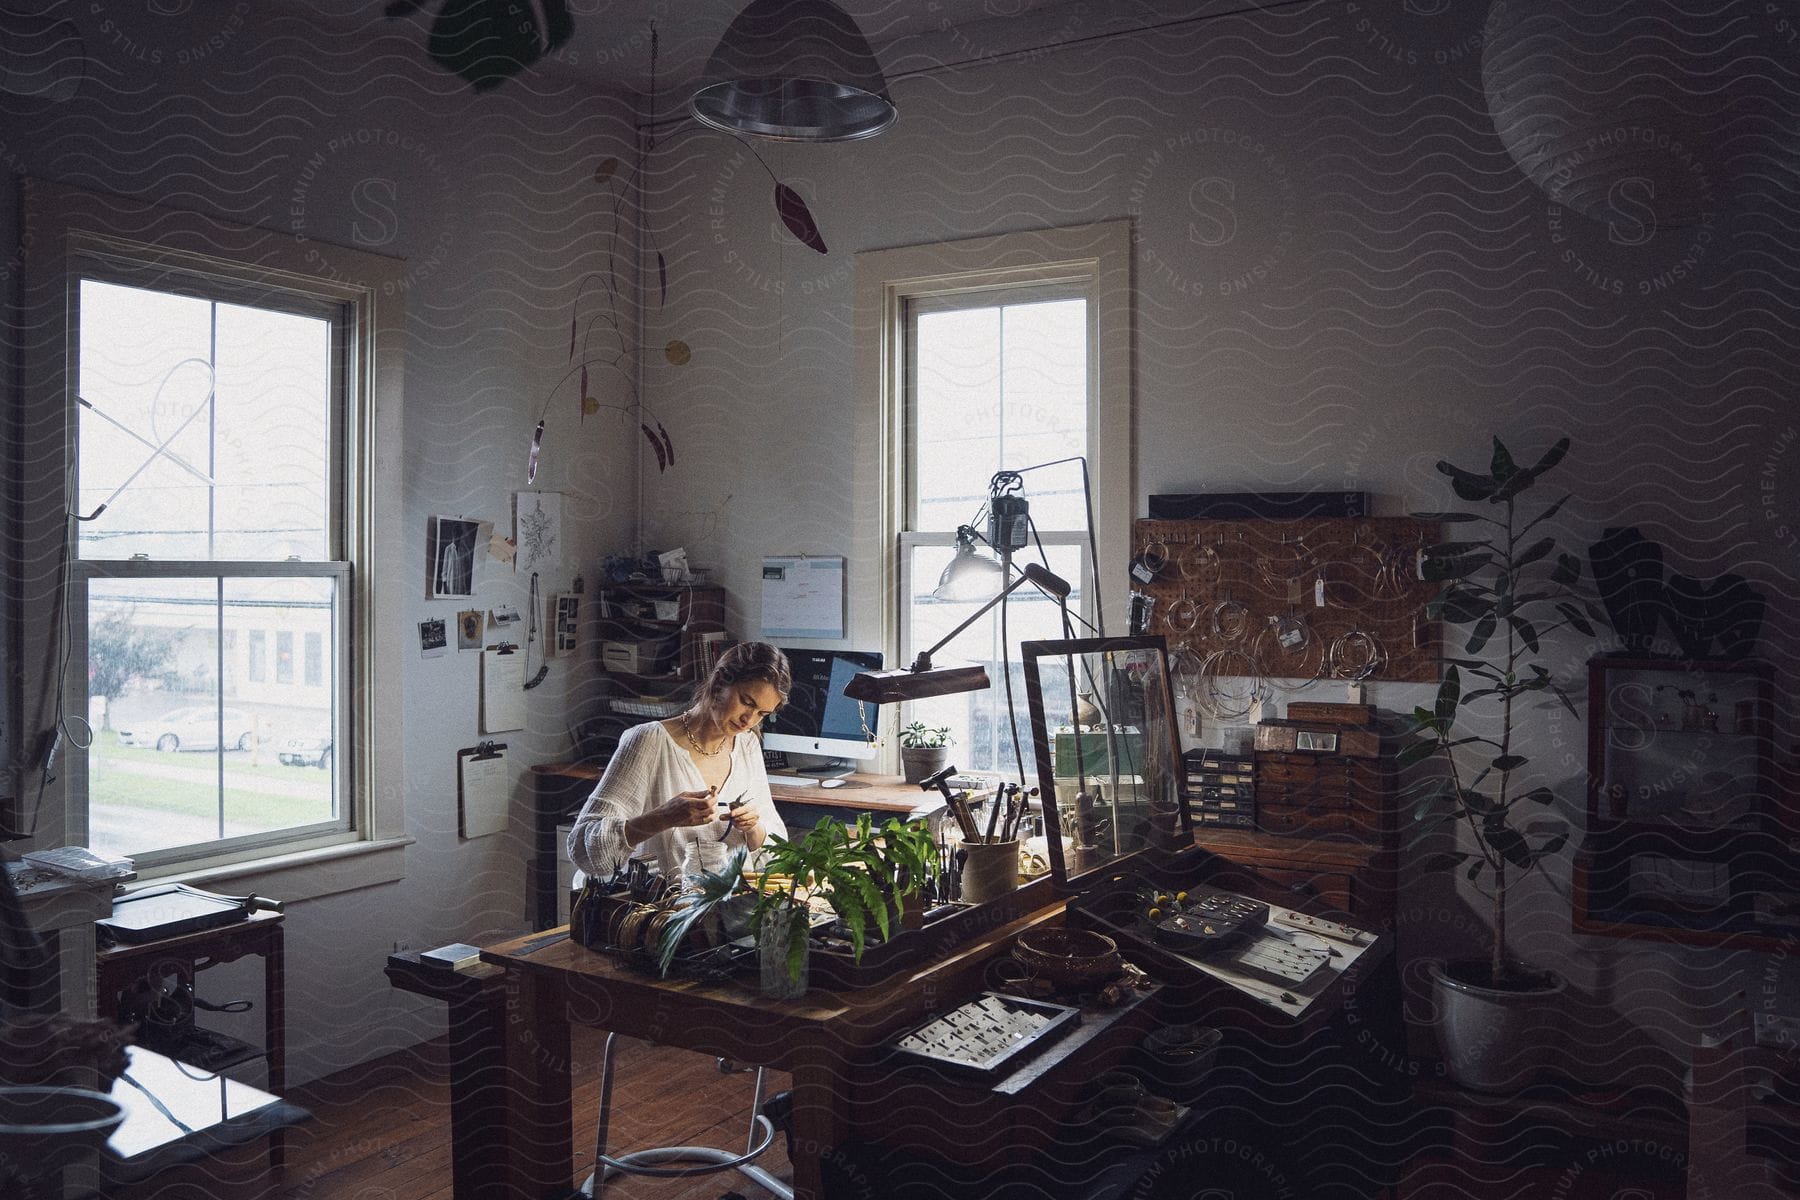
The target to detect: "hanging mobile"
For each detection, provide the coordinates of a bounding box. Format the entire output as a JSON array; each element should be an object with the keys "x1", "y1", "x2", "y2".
[{"x1": 523, "y1": 571, "x2": 550, "y2": 689}]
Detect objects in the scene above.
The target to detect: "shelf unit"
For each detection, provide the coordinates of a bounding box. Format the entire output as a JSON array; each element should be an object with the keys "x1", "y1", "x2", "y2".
[
  {"x1": 1576, "y1": 655, "x2": 1796, "y2": 946},
  {"x1": 595, "y1": 583, "x2": 726, "y2": 687}
]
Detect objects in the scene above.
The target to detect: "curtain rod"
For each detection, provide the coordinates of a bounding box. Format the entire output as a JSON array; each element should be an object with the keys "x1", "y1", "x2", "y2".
[{"x1": 633, "y1": 0, "x2": 1317, "y2": 133}]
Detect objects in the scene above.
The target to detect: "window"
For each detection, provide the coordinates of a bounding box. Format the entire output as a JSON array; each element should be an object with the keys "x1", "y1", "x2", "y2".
[
  {"x1": 13, "y1": 179, "x2": 408, "y2": 877},
  {"x1": 854, "y1": 222, "x2": 1132, "y2": 777},
  {"x1": 75, "y1": 271, "x2": 346, "y2": 860}
]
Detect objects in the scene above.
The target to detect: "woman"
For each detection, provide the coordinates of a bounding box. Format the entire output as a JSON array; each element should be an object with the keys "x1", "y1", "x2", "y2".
[{"x1": 567, "y1": 641, "x2": 790, "y2": 883}]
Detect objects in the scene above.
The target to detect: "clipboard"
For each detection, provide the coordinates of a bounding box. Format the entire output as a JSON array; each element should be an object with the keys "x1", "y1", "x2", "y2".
[
  {"x1": 482, "y1": 645, "x2": 526, "y2": 732},
  {"x1": 457, "y1": 741, "x2": 510, "y2": 839}
]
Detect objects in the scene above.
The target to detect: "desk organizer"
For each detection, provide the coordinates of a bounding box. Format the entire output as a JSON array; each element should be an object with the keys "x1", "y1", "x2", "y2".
[
  {"x1": 570, "y1": 888, "x2": 751, "y2": 981},
  {"x1": 888, "y1": 992, "x2": 1081, "y2": 1081}
]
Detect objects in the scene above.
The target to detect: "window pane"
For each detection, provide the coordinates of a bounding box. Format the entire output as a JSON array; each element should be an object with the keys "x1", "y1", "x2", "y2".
[
  {"x1": 912, "y1": 297, "x2": 1087, "y2": 532},
  {"x1": 304, "y1": 631, "x2": 322, "y2": 687},
  {"x1": 224, "y1": 577, "x2": 338, "y2": 836},
  {"x1": 86, "y1": 575, "x2": 340, "y2": 859},
  {"x1": 905, "y1": 543, "x2": 1084, "y2": 776},
  {"x1": 248, "y1": 631, "x2": 266, "y2": 683},
  {"x1": 76, "y1": 279, "x2": 333, "y2": 562}
]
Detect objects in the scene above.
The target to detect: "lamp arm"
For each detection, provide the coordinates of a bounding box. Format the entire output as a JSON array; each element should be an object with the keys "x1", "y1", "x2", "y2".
[{"x1": 910, "y1": 563, "x2": 1067, "y2": 671}]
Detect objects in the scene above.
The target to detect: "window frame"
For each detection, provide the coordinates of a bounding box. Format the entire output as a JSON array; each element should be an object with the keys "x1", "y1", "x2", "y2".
[
  {"x1": 11, "y1": 179, "x2": 410, "y2": 891},
  {"x1": 852, "y1": 221, "x2": 1133, "y2": 773}
]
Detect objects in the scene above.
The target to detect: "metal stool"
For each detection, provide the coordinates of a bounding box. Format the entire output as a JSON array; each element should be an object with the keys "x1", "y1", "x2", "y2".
[{"x1": 580, "y1": 1033, "x2": 793, "y2": 1199}]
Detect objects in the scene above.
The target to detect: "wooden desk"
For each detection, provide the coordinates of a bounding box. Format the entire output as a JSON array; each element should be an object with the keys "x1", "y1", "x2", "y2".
[
  {"x1": 527, "y1": 763, "x2": 940, "y2": 930},
  {"x1": 94, "y1": 910, "x2": 286, "y2": 1172},
  {"x1": 484, "y1": 904, "x2": 1081, "y2": 1200}
]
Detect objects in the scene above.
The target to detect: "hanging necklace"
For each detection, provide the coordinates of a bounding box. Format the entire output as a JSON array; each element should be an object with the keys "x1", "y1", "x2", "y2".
[{"x1": 680, "y1": 712, "x2": 728, "y2": 757}]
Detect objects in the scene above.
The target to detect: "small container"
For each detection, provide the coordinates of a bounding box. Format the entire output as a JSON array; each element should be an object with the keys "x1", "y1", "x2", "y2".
[
  {"x1": 1137, "y1": 1024, "x2": 1223, "y2": 1105},
  {"x1": 960, "y1": 840, "x2": 1020, "y2": 905}
]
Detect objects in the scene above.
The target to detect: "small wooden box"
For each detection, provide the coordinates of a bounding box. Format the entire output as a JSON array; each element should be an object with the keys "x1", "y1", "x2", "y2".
[
  {"x1": 1286, "y1": 701, "x2": 1376, "y2": 726},
  {"x1": 1255, "y1": 719, "x2": 1380, "y2": 759}
]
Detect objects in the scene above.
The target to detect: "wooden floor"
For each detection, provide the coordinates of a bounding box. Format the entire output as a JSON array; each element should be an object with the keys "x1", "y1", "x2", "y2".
[{"x1": 274, "y1": 1028, "x2": 794, "y2": 1200}]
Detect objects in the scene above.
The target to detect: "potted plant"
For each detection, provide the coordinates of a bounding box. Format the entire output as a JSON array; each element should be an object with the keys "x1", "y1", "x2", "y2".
[
  {"x1": 1404, "y1": 435, "x2": 1602, "y2": 1091},
  {"x1": 843, "y1": 813, "x2": 939, "y2": 931},
  {"x1": 898, "y1": 721, "x2": 953, "y2": 784}
]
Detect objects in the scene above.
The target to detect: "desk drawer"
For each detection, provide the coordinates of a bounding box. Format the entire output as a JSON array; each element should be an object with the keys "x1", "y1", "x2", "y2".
[{"x1": 1257, "y1": 803, "x2": 1383, "y2": 840}]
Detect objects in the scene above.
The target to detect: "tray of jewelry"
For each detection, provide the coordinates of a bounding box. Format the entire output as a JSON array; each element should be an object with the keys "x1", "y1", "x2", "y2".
[{"x1": 887, "y1": 992, "x2": 1081, "y2": 1081}]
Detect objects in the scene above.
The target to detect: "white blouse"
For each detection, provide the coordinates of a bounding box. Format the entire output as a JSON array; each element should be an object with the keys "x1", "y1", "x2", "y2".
[{"x1": 565, "y1": 721, "x2": 786, "y2": 882}]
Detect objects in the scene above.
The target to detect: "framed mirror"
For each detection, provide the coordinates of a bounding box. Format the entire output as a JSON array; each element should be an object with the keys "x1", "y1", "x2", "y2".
[{"x1": 1020, "y1": 636, "x2": 1191, "y2": 888}]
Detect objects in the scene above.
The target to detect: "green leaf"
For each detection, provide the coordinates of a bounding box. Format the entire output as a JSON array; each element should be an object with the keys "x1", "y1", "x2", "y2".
[
  {"x1": 1438, "y1": 460, "x2": 1498, "y2": 502},
  {"x1": 1528, "y1": 436, "x2": 1571, "y2": 477},
  {"x1": 1551, "y1": 553, "x2": 1581, "y2": 587},
  {"x1": 1467, "y1": 859, "x2": 1485, "y2": 883},
  {"x1": 1525, "y1": 834, "x2": 1568, "y2": 865},
  {"x1": 1491, "y1": 753, "x2": 1528, "y2": 772},
  {"x1": 1397, "y1": 739, "x2": 1440, "y2": 769},
  {"x1": 1514, "y1": 537, "x2": 1555, "y2": 570},
  {"x1": 1490, "y1": 437, "x2": 1518, "y2": 482},
  {"x1": 1555, "y1": 603, "x2": 1595, "y2": 636},
  {"x1": 1460, "y1": 788, "x2": 1499, "y2": 814},
  {"x1": 1522, "y1": 787, "x2": 1556, "y2": 806},
  {"x1": 1425, "y1": 540, "x2": 1492, "y2": 558},
  {"x1": 1521, "y1": 492, "x2": 1571, "y2": 534},
  {"x1": 1435, "y1": 666, "x2": 1461, "y2": 722},
  {"x1": 1488, "y1": 825, "x2": 1532, "y2": 867},
  {"x1": 1419, "y1": 851, "x2": 1470, "y2": 873},
  {"x1": 1466, "y1": 613, "x2": 1497, "y2": 654},
  {"x1": 1411, "y1": 511, "x2": 1483, "y2": 522},
  {"x1": 1439, "y1": 587, "x2": 1490, "y2": 625},
  {"x1": 1508, "y1": 616, "x2": 1540, "y2": 653},
  {"x1": 1422, "y1": 552, "x2": 1492, "y2": 582}
]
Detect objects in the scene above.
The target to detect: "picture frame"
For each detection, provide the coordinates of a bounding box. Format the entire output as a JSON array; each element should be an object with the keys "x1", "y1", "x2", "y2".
[
  {"x1": 428, "y1": 516, "x2": 482, "y2": 599},
  {"x1": 548, "y1": 593, "x2": 581, "y2": 658}
]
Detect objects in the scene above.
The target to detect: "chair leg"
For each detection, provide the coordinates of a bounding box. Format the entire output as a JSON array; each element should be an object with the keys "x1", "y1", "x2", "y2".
[
  {"x1": 592, "y1": 1032, "x2": 621, "y2": 1200},
  {"x1": 748, "y1": 1067, "x2": 769, "y2": 1156}
]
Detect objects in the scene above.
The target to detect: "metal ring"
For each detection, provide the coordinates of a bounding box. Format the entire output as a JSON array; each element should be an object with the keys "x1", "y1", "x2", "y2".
[
  {"x1": 1139, "y1": 538, "x2": 1168, "y2": 572},
  {"x1": 1210, "y1": 598, "x2": 1250, "y2": 643},
  {"x1": 1164, "y1": 596, "x2": 1200, "y2": 634}
]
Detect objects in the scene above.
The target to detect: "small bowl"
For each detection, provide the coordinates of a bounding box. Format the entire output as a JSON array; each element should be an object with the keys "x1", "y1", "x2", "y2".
[{"x1": 1012, "y1": 928, "x2": 1123, "y2": 991}]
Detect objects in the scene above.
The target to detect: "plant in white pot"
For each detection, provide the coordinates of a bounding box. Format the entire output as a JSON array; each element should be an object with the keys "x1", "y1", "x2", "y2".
[
  {"x1": 897, "y1": 721, "x2": 953, "y2": 785},
  {"x1": 1404, "y1": 435, "x2": 1603, "y2": 1091}
]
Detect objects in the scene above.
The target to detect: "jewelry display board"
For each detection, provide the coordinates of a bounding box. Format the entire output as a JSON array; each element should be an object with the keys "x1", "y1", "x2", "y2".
[{"x1": 1132, "y1": 517, "x2": 1442, "y2": 687}]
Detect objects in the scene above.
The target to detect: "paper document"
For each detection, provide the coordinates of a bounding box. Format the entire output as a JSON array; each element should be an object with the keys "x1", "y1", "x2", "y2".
[
  {"x1": 760, "y1": 555, "x2": 846, "y2": 639},
  {"x1": 481, "y1": 649, "x2": 526, "y2": 732},
  {"x1": 457, "y1": 744, "x2": 511, "y2": 839}
]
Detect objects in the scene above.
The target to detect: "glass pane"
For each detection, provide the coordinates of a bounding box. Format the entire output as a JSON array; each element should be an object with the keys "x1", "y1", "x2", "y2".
[
  {"x1": 912, "y1": 297, "x2": 1087, "y2": 533},
  {"x1": 223, "y1": 577, "x2": 339, "y2": 837},
  {"x1": 88, "y1": 576, "x2": 223, "y2": 857},
  {"x1": 905, "y1": 542, "x2": 1084, "y2": 778},
  {"x1": 86, "y1": 575, "x2": 340, "y2": 859},
  {"x1": 77, "y1": 279, "x2": 333, "y2": 562}
]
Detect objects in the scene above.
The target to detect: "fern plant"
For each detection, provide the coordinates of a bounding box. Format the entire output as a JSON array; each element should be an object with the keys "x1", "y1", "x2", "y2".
[{"x1": 1403, "y1": 436, "x2": 1605, "y2": 988}]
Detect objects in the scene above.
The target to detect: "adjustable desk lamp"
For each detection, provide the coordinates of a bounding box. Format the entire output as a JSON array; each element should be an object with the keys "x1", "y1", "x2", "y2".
[{"x1": 842, "y1": 562, "x2": 1071, "y2": 704}]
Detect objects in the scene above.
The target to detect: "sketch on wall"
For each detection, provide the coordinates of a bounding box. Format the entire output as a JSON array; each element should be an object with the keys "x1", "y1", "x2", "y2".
[{"x1": 513, "y1": 491, "x2": 561, "y2": 574}]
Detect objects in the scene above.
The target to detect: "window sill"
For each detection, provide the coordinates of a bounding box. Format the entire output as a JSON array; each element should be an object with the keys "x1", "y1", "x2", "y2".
[{"x1": 128, "y1": 836, "x2": 413, "y2": 903}]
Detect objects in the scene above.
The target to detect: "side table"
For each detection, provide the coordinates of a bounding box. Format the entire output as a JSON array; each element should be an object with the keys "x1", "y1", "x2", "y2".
[{"x1": 95, "y1": 909, "x2": 286, "y2": 1171}]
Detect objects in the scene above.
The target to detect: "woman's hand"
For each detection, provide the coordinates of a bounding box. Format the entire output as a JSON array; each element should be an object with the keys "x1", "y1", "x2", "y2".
[
  {"x1": 654, "y1": 789, "x2": 717, "y2": 831},
  {"x1": 726, "y1": 802, "x2": 765, "y2": 850}
]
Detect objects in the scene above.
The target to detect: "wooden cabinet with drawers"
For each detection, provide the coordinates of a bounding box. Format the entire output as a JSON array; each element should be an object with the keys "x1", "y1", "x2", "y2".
[{"x1": 1193, "y1": 711, "x2": 1397, "y2": 924}]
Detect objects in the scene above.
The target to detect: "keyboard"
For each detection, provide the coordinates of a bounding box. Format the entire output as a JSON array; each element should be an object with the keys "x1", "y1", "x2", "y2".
[{"x1": 609, "y1": 697, "x2": 686, "y2": 718}]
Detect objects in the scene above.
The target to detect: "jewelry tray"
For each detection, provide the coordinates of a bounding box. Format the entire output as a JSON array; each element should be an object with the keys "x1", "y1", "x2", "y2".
[{"x1": 886, "y1": 991, "x2": 1081, "y2": 1081}]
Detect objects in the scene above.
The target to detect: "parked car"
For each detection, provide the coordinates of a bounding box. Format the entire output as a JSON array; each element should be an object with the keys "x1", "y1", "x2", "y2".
[
  {"x1": 277, "y1": 728, "x2": 332, "y2": 770},
  {"x1": 117, "y1": 706, "x2": 256, "y2": 753}
]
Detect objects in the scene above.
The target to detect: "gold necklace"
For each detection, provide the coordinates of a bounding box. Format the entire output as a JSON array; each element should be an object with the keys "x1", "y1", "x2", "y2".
[{"x1": 681, "y1": 713, "x2": 728, "y2": 757}]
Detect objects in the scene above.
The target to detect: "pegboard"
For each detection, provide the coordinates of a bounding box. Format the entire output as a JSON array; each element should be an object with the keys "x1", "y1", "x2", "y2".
[{"x1": 1132, "y1": 517, "x2": 1443, "y2": 684}]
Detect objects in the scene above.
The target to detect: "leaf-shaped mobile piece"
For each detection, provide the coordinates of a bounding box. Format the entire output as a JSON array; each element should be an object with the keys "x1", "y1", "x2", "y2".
[
  {"x1": 641, "y1": 423, "x2": 668, "y2": 471},
  {"x1": 656, "y1": 421, "x2": 674, "y2": 467},
  {"x1": 657, "y1": 251, "x2": 668, "y2": 308},
  {"x1": 593, "y1": 155, "x2": 619, "y2": 185},
  {"x1": 774, "y1": 183, "x2": 828, "y2": 254},
  {"x1": 578, "y1": 365, "x2": 589, "y2": 421}
]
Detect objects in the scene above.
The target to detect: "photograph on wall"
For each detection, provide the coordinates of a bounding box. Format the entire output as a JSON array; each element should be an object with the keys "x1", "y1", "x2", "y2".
[
  {"x1": 418, "y1": 617, "x2": 448, "y2": 659},
  {"x1": 457, "y1": 608, "x2": 485, "y2": 651},
  {"x1": 513, "y1": 491, "x2": 561, "y2": 574},
  {"x1": 428, "y1": 516, "x2": 482, "y2": 599}
]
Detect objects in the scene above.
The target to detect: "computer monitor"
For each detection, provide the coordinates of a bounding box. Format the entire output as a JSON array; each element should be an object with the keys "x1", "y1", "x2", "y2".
[{"x1": 763, "y1": 648, "x2": 882, "y2": 775}]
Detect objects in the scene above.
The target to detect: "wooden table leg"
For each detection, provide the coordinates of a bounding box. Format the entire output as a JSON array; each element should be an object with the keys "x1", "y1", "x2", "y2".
[
  {"x1": 448, "y1": 978, "x2": 510, "y2": 1198},
  {"x1": 265, "y1": 924, "x2": 285, "y2": 1173},
  {"x1": 504, "y1": 968, "x2": 573, "y2": 1200},
  {"x1": 788, "y1": 1052, "x2": 849, "y2": 1200}
]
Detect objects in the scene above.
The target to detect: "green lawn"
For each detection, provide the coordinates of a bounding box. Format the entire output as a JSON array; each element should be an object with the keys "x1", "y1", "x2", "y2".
[{"x1": 89, "y1": 731, "x2": 336, "y2": 828}]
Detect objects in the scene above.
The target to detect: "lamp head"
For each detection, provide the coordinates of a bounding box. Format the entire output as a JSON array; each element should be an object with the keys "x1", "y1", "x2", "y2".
[{"x1": 690, "y1": 0, "x2": 897, "y2": 142}]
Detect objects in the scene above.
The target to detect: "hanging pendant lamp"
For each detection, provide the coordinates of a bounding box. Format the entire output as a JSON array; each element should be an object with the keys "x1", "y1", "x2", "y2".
[{"x1": 690, "y1": 0, "x2": 897, "y2": 142}]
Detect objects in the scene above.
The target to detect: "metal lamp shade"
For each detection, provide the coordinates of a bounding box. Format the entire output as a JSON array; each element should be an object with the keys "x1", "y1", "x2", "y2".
[{"x1": 691, "y1": 0, "x2": 897, "y2": 142}]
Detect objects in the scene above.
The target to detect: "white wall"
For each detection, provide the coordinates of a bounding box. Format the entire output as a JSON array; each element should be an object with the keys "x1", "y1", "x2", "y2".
[
  {"x1": 1, "y1": 4, "x2": 640, "y2": 1081},
  {"x1": 636, "y1": 0, "x2": 1800, "y2": 1083}
]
